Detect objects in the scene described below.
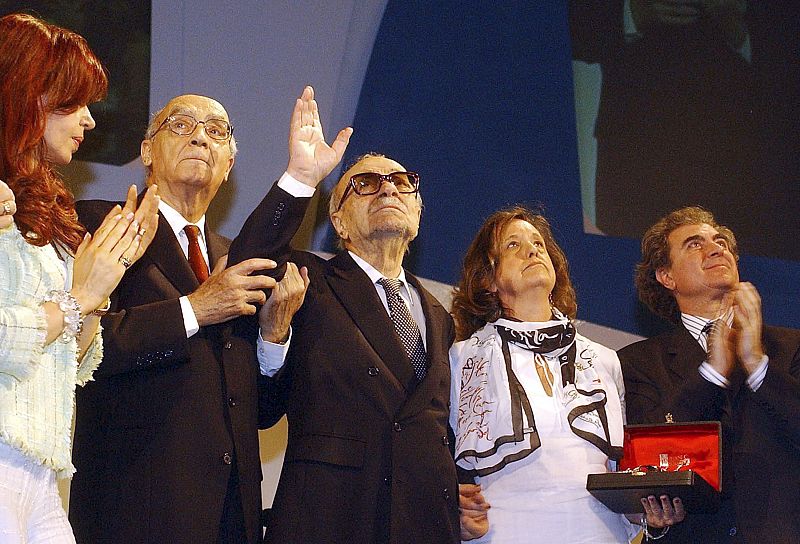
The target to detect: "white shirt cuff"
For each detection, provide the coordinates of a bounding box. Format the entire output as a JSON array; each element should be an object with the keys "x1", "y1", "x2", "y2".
[
  {"x1": 180, "y1": 296, "x2": 200, "y2": 338},
  {"x1": 746, "y1": 355, "x2": 769, "y2": 391},
  {"x1": 699, "y1": 361, "x2": 730, "y2": 389},
  {"x1": 256, "y1": 326, "x2": 291, "y2": 377},
  {"x1": 278, "y1": 172, "x2": 316, "y2": 198}
]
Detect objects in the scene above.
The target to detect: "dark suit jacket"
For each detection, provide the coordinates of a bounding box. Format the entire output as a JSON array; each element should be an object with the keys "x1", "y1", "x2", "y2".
[
  {"x1": 619, "y1": 324, "x2": 800, "y2": 542},
  {"x1": 69, "y1": 200, "x2": 281, "y2": 544},
  {"x1": 569, "y1": 1, "x2": 800, "y2": 259},
  {"x1": 226, "y1": 184, "x2": 460, "y2": 544}
]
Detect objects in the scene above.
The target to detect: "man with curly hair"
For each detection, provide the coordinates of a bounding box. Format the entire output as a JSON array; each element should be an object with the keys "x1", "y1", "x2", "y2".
[{"x1": 619, "y1": 206, "x2": 800, "y2": 542}]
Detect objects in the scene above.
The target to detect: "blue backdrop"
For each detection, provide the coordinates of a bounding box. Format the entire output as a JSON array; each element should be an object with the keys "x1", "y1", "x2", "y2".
[{"x1": 327, "y1": 1, "x2": 800, "y2": 336}]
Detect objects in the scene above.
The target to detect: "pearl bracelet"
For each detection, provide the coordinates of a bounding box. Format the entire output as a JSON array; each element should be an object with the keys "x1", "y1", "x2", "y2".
[{"x1": 43, "y1": 290, "x2": 83, "y2": 342}]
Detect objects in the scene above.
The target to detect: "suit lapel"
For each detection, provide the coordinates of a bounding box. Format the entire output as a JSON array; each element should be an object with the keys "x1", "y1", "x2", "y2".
[
  {"x1": 326, "y1": 253, "x2": 416, "y2": 393},
  {"x1": 667, "y1": 325, "x2": 706, "y2": 381},
  {"x1": 147, "y1": 213, "x2": 199, "y2": 296}
]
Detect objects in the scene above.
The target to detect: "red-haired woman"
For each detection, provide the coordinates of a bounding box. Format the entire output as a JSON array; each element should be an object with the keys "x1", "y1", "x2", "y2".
[
  {"x1": 450, "y1": 207, "x2": 642, "y2": 543},
  {"x1": 0, "y1": 13, "x2": 158, "y2": 543}
]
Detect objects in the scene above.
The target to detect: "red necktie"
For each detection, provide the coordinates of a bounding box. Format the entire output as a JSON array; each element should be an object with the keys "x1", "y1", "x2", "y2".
[{"x1": 183, "y1": 224, "x2": 209, "y2": 283}]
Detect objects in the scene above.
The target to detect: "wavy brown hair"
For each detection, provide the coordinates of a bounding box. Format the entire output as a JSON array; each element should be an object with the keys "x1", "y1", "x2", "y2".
[
  {"x1": 452, "y1": 207, "x2": 577, "y2": 340},
  {"x1": 0, "y1": 13, "x2": 108, "y2": 250},
  {"x1": 635, "y1": 206, "x2": 738, "y2": 323}
]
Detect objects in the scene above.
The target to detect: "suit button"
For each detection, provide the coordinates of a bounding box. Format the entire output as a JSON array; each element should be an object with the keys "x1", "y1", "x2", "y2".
[
  {"x1": 442, "y1": 436, "x2": 449, "y2": 445},
  {"x1": 729, "y1": 527, "x2": 737, "y2": 536},
  {"x1": 393, "y1": 422, "x2": 402, "y2": 432},
  {"x1": 222, "y1": 452, "x2": 233, "y2": 465},
  {"x1": 228, "y1": 397, "x2": 237, "y2": 407},
  {"x1": 224, "y1": 341, "x2": 232, "y2": 349},
  {"x1": 368, "y1": 366, "x2": 379, "y2": 376},
  {"x1": 383, "y1": 476, "x2": 392, "y2": 486},
  {"x1": 443, "y1": 487, "x2": 450, "y2": 500}
]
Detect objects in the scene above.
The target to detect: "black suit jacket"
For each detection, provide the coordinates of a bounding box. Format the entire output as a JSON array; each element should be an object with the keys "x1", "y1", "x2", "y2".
[
  {"x1": 226, "y1": 184, "x2": 460, "y2": 544},
  {"x1": 569, "y1": 1, "x2": 800, "y2": 259},
  {"x1": 69, "y1": 200, "x2": 280, "y2": 544},
  {"x1": 619, "y1": 324, "x2": 800, "y2": 542}
]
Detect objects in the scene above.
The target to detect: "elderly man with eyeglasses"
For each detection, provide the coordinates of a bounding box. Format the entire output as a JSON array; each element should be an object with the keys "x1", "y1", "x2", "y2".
[
  {"x1": 67, "y1": 94, "x2": 313, "y2": 544},
  {"x1": 224, "y1": 86, "x2": 460, "y2": 544}
]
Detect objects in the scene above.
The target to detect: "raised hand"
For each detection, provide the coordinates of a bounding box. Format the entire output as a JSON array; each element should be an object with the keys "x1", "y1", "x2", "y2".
[
  {"x1": 286, "y1": 85, "x2": 353, "y2": 187},
  {"x1": 258, "y1": 262, "x2": 310, "y2": 343},
  {"x1": 187, "y1": 256, "x2": 278, "y2": 326},
  {"x1": 459, "y1": 483, "x2": 490, "y2": 540},
  {"x1": 0, "y1": 178, "x2": 16, "y2": 229}
]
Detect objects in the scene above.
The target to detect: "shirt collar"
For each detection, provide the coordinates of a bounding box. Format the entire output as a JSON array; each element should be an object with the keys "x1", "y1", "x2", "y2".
[
  {"x1": 681, "y1": 311, "x2": 734, "y2": 343},
  {"x1": 348, "y1": 250, "x2": 409, "y2": 285},
  {"x1": 681, "y1": 313, "x2": 712, "y2": 343},
  {"x1": 158, "y1": 200, "x2": 206, "y2": 240}
]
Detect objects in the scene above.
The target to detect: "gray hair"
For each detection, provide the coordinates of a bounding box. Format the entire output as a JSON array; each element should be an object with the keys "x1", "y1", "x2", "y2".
[{"x1": 142, "y1": 102, "x2": 238, "y2": 177}]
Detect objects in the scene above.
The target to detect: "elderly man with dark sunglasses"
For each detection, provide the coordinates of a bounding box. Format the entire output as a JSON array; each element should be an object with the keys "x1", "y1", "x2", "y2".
[
  {"x1": 227, "y1": 86, "x2": 460, "y2": 544},
  {"x1": 68, "y1": 94, "x2": 306, "y2": 544}
]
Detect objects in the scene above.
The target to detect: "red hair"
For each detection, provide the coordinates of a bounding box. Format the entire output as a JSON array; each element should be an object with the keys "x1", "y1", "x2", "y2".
[{"x1": 0, "y1": 13, "x2": 108, "y2": 250}]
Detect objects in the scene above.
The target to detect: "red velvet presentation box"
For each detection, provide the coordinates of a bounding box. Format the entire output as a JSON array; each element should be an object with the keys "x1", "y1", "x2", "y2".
[{"x1": 586, "y1": 421, "x2": 721, "y2": 514}]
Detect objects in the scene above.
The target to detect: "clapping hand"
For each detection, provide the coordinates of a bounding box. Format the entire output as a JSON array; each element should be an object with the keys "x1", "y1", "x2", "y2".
[
  {"x1": 71, "y1": 184, "x2": 159, "y2": 313},
  {"x1": 0, "y1": 178, "x2": 16, "y2": 229}
]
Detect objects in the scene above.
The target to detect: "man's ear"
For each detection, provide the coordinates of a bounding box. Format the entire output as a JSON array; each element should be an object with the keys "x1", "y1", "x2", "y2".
[
  {"x1": 330, "y1": 212, "x2": 347, "y2": 241},
  {"x1": 655, "y1": 267, "x2": 676, "y2": 291},
  {"x1": 141, "y1": 140, "x2": 152, "y2": 166},
  {"x1": 223, "y1": 156, "x2": 235, "y2": 182}
]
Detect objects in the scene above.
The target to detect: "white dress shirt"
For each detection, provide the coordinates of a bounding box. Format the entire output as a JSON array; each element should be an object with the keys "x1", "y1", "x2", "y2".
[{"x1": 158, "y1": 200, "x2": 208, "y2": 338}]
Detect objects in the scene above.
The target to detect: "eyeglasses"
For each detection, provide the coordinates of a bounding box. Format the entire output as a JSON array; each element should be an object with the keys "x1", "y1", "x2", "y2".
[
  {"x1": 153, "y1": 113, "x2": 233, "y2": 141},
  {"x1": 335, "y1": 171, "x2": 420, "y2": 212}
]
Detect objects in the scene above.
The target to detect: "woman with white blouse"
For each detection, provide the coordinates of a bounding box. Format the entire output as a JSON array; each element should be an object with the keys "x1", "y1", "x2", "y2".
[
  {"x1": 450, "y1": 207, "x2": 646, "y2": 543},
  {"x1": 0, "y1": 13, "x2": 158, "y2": 543}
]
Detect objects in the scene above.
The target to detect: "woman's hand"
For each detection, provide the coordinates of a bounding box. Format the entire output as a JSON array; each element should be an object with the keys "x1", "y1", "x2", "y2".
[
  {"x1": 459, "y1": 483, "x2": 490, "y2": 540},
  {"x1": 0, "y1": 178, "x2": 16, "y2": 229},
  {"x1": 119, "y1": 183, "x2": 159, "y2": 264},
  {"x1": 70, "y1": 184, "x2": 159, "y2": 313},
  {"x1": 642, "y1": 494, "x2": 686, "y2": 529}
]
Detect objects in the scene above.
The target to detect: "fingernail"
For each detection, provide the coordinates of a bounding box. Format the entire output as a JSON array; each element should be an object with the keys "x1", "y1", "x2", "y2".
[
  {"x1": 126, "y1": 212, "x2": 134, "y2": 220},
  {"x1": 131, "y1": 220, "x2": 139, "y2": 230},
  {"x1": 114, "y1": 214, "x2": 122, "y2": 220}
]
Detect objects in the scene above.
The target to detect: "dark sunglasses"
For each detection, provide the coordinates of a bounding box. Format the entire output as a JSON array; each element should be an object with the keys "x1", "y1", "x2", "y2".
[{"x1": 336, "y1": 171, "x2": 420, "y2": 212}]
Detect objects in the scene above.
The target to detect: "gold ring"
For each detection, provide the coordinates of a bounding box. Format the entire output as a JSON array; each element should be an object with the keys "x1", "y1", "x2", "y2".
[
  {"x1": 119, "y1": 257, "x2": 132, "y2": 269},
  {"x1": 1, "y1": 201, "x2": 11, "y2": 216},
  {"x1": 138, "y1": 227, "x2": 147, "y2": 237}
]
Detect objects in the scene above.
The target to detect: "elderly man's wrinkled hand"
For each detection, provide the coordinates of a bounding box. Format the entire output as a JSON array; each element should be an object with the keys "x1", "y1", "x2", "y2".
[
  {"x1": 286, "y1": 85, "x2": 353, "y2": 188},
  {"x1": 188, "y1": 256, "x2": 278, "y2": 326},
  {"x1": 258, "y1": 262, "x2": 309, "y2": 343}
]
